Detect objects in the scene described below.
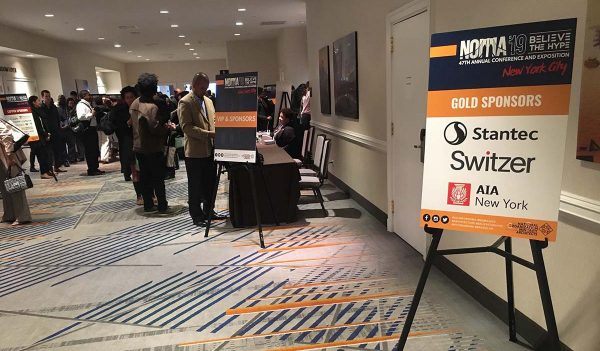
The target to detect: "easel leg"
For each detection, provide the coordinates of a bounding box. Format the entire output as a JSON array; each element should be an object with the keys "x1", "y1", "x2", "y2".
[
  {"x1": 395, "y1": 227, "x2": 443, "y2": 350},
  {"x1": 246, "y1": 165, "x2": 265, "y2": 248},
  {"x1": 530, "y1": 240, "x2": 561, "y2": 351},
  {"x1": 204, "y1": 163, "x2": 223, "y2": 238},
  {"x1": 505, "y1": 237, "x2": 517, "y2": 342},
  {"x1": 258, "y1": 166, "x2": 279, "y2": 226}
]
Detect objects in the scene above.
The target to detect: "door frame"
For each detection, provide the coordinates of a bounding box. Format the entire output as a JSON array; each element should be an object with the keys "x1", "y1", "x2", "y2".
[{"x1": 386, "y1": 0, "x2": 431, "y2": 233}]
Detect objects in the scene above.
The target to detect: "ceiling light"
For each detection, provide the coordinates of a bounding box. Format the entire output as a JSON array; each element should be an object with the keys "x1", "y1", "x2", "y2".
[
  {"x1": 137, "y1": 55, "x2": 142, "y2": 58},
  {"x1": 189, "y1": 48, "x2": 195, "y2": 51},
  {"x1": 234, "y1": 33, "x2": 241, "y2": 36},
  {"x1": 44, "y1": 14, "x2": 54, "y2": 17},
  {"x1": 238, "y1": 8, "x2": 246, "y2": 12},
  {"x1": 127, "y1": 50, "x2": 132, "y2": 53},
  {"x1": 235, "y1": 22, "x2": 244, "y2": 26},
  {"x1": 171, "y1": 24, "x2": 178, "y2": 28},
  {"x1": 75, "y1": 27, "x2": 85, "y2": 31},
  {"x1": 193, "y1": 53, "x2": 198, "y2": 55},
  {"x1": 160, "y1": 10, "x2": 169, "y2": 14},
  {"x1": 178, "y1": 35, "x2": 185, "y2": 38},
  {"x1": 98, "y1": 37, "x2": 105, "y2": 40},
  {"x1": 114, "y1": 44, "x2": 122, "y2": 48},
  {"x1": 196, "y1": 57, "x2": 201, "y2": 59},
  {"x1": 145, "y1": 58, "x2": 150, "y2": 61},
  {"x1": 184, "y1": 42, "x2": 190, "y2": 45},
  {"x1": 26, "y1": 54, "x2": 34, "y2": 57}
]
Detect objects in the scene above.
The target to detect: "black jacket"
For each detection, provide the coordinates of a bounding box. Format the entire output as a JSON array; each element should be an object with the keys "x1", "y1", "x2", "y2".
[
  {"x1": 30, "y1": 107, "x2": 48, "y2": 144},
  {"x1": 110, "y1": 102, "x2": 132, "y2": 137},
  {"x1": 274, "y1": 123, "x2": 303, "y2": 159},
  {"x1": 41, "y1": 102, "x2": 61, "y2": 136}
]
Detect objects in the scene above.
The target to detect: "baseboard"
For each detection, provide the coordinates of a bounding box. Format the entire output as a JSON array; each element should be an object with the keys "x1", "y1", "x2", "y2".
[
  {"x1": 434, "y1": 256, "x2": 573, "y2": 351},
  {"x1": 327, "y1": 172, "x2": 388, "y2": 225}
]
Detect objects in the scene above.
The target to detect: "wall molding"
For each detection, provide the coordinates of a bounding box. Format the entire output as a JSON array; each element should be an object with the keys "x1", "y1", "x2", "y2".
[
  {"x1": 559, "y1": 191, "x2": 600, "y2": 225},
  {"x1": 312, "y1": 121, "x2": 387, "y2": 153}
]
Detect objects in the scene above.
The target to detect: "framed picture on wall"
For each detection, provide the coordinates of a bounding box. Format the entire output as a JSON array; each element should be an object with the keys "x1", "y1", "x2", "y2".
[
  {"x1": 577, "y1": 0, "x2": 600, "y2": 163},
  {"x1": 319, "y1": 45, "x2": 331, "y2": 114},
  {"x1": 333, "y1": 31, "x2": 358, "y2": 119}
]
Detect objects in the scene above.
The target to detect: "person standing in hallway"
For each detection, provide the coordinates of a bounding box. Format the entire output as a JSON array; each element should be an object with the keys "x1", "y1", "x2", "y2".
[
  {"x1": 76, "y1": 90, "x2": 104, "y2": 176},
  {"x1": 68, "y1": 98, "x2": 85, "y2": 163},
  {"x1": 58, "y1": 95, "x2": 77, "y2": 165},
  {"x1": 300, "y1": 82, "x2": 311, "y2": 130},
  {"x1": 28, "y1": 96, "x2": 53, "y2": 179},
  {"x1": 130, "y1": 73, "x2": 174, "y2": 213},
  {"x1": 178, "y1": 72, "x2": 224, "y2": 226},
  {"x1": 41, "y1": 90, "x2": 67, "y2": 173},
  {"x1": 0, "y1": 119, "x2": 32, "y2": 226},
  {"x1": 93, "y1": 96, "x2": 111, "y2": 164}
]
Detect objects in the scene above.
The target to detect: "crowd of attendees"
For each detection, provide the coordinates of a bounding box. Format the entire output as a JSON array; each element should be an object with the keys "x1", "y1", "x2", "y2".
[{"x1": 1, "y1": 73, "x2": 311, "y2": 226}]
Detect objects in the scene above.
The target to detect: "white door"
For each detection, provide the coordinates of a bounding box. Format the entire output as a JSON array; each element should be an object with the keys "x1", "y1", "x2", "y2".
[
  {"x1": 391, "y1": 10, "x2": 429, "y2": 255},
  {"x1": 3, "y1": 78, "x2": 38, "y2": 97}
]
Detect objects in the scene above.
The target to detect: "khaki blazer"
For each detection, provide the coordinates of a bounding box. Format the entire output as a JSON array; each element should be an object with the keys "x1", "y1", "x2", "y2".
[{"x1": 178, "y1": 93, "x2": 215, "y2": 158}]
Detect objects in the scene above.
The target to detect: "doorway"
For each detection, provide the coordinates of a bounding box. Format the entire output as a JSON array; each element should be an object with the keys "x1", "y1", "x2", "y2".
[{"x1": 386, "y1": 1, "x2": 430, "y2": 256}]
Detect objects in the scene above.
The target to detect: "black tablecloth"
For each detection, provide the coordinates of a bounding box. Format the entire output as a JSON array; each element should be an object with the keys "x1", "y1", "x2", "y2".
[{"x1": 229, "y1": 143, "x2": 300, "y2": 227}]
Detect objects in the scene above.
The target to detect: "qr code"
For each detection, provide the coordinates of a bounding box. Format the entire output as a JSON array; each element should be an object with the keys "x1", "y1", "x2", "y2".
[{"x1": 510, "y1": 223, "x2": 538, "y2": 236}]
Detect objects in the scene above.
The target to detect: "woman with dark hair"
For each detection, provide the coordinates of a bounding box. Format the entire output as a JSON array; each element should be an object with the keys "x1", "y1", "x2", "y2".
[
  {"x1": 0, "y1": 119, "x2": 32, "y2": 225},
  {"x1": 57, "y1": 95, "x2": 76, "y2": 166},
  {"x1": 130, "y1": 73, "x2": 175, "y2": 213},
  {"x1": 274, "y1": 108, "x2": 303, "y2": 159},
  {"x1": 28, "y1": 96, "x2": 53, "y2": 179}
]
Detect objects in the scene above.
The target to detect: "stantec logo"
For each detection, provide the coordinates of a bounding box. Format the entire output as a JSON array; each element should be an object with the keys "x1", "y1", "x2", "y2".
[
  {"x1": 460, "y1": 36, "x2": 507, "y2": 59},
  {"x1": 444, "y1": 122, "x2": 468, "y2": 145},
  {"x1": 447, "y1": 182, "x2": 471, "y2": 206}
]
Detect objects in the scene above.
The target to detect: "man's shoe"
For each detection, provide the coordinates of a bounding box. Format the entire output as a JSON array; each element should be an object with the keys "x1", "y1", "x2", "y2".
[
  {"x1": 87, "y1": 170, "x2": 102, "y2": 176},
  {"x1": 207, "y1": 211, "x2": 228, "y2": 220},
  {"x1": 64, "y1": 161, "x2": 70, "y2": 167},
  {"x1": 97, "y1": 170, "x2": 106, "y2": 174},
  {"x1": 124, "y1": 175, "x2": 132, "y2": 182},
  {"x1": 54, "y1": 168, "x2": 67, "y2": 173},
  {"x1": 144, "y1": 206, "x2": 158, "y2": 213},
  {"x1": 193, "y1": 217, "x2": 206, "y2": 226},
  {"x1": 30, "y1": 168, "x2": 39, "y2": 172},
  {"x1": 40, "y1": 173, "x2": 53, "y2": 179}
]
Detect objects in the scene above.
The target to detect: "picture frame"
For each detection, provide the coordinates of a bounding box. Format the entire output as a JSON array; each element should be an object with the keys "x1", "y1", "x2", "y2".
[{"x1": 333, "y1": 31, "x2": 359, "y2": 119}]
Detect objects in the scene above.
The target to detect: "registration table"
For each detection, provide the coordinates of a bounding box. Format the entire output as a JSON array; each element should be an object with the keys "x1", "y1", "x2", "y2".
[{"x1": 228, "y1": 142, "x2": 301, "y2": 227}]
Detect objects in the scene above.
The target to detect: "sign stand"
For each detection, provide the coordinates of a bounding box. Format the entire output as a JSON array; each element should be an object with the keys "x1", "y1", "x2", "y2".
[
  {"x1": 395, "y1": 225, "x2": 561, "y2": 351},
  {"x1": 204, "y1": 157, "x2": 280, "y2": 249}
]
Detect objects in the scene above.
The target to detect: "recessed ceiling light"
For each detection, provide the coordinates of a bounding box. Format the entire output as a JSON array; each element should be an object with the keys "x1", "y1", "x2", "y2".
[
  {"x1": 114, "y1": 44, "x2": 122, "y2": 48},
  {"x1": 145, "y1": 58, "x2": 150, "y2": 61},
  {"x1": 189, "y1": 48, "x2": 195, "y2": 51},
  {"x1": 170, "y1": 24, "x2": 178, "y2": 28},
  {"x1": 44, "y1": 14, "x2": 54, "y2": 17},
  {"x1": 137, "y1": 55, "x2": 142, "y2": 58},
  {"x1": 75, "y1": 27, "x2": 85, "y2": 31},
  {"x1": 127, "y1": 50, "x2": 132, "y2": 53},
  {"x1": 98, "y1": 37, "x2": 105, "y2": 40},
  {"x1": 235, "y1": 22, "x2": 244, "y2": 26},
  {"x1": 238, "y1": 8, "x2": 246, "y2": 12},
  {"x1": 196, "y1": 57, "x2": 201, "y2": 59},
  {"x1": 26, "y1": 54, "x2": 34, "y2": 57},
  {"x1": 234, "y1": 33, "x2": 241, "y2": 36},
  {"x1": 160, "y1": 10, "x2": 169, "y2": 14},
  {"x1": 193, "y1": 53, "x2": 198, "y2": 55},
  {"x1": 178, "y1": 35, "x2": 185, "y2": 38},
  {"x1": 184, "y1": 42, "x2": 190, "y2": 45}
]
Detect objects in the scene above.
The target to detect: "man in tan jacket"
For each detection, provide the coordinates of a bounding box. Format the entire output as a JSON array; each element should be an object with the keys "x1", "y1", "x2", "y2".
[{"x1": 178, "y1": 72, "x2": 222, "y2": 225}]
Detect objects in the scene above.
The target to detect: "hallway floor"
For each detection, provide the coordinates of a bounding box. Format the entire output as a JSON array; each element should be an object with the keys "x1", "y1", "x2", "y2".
[{"x1": 0, "y1": 160, "x2": 531, "y2": 351}]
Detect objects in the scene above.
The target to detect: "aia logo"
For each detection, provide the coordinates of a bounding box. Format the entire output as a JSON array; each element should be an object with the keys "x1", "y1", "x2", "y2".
[{"x1": 447, "y1": 182, "x2": 471, "y2": 206}]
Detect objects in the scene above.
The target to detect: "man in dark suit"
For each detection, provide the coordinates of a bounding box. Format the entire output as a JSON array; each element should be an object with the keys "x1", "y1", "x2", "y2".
[{"x1": 178, "y1": 72, "x2": 225, "y2": 225}]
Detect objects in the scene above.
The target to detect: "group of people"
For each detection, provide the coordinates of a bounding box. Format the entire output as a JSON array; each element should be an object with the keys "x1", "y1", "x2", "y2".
[
  {"x1": 272, "y1": 83, "x2": 312, "y2": 160},
  {"x1": 1, "y1": 73, "x2": 310, "y2": 227}
]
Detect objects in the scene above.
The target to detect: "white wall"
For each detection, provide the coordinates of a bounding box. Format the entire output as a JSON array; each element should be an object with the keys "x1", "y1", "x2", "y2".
[
  {"x1": 32, "y1": 58, "x2": 62, "y2": 97},
  {"x1": 0, "y1": 54, "x2": 39, "y2": 96},
  {"x1": 226, "y1": 39, "x2": 279, "y2": 86},
  {"x1": 277, "y1": 26, "x2": 309, "y2": 86},
  {"x1": 97, "y1": 71, "x2": 122, "y2": 94},
  {"x1": 306, "y1": 1, "x2": 600, "y2": 350},
  {"x1": 125, "y1": 59, "x2": 226, "y2": 90},
  {"x1": 0, "y1": 23, "x2": 126, "y2": 95}
]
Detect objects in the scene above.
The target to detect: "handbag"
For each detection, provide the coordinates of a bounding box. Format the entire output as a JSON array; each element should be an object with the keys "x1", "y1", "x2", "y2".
[{"x1": 3, "y1": 165, "x2": 33, "y2": 194}]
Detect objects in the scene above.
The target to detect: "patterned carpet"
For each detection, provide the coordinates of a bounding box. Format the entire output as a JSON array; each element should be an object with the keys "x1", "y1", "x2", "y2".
[{"x1": 0, "y1": 159, "x2": 529, "y2": 350}]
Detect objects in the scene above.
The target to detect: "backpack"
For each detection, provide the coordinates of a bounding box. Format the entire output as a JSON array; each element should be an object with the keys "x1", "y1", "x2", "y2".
[{"x1": 99, "y1": 110, "x2": 115, "y2": 135}]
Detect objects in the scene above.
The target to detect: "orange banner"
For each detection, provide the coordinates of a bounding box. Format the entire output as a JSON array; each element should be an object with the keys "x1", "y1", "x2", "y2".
[
  {"x1": 420, "y1": 209, "x2": 557, "y2": 241},
  {"x1": 427, "y1": 84, "x2": 571, "y2": 117},
  {"x1": 215, "y1": 111, "x2": 257, "y2": 128},
  {"x1": 430, "y1": 45, "x2": 457, "y2": 58}
]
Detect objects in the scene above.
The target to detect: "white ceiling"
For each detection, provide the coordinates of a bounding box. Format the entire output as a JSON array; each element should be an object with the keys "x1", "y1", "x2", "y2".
[
  {"x1": 0, "y1": 46, "x2": 50, "y2": 59},
  {"x1": 0, "y1": 0, "x2": 306, "y2": 63}
]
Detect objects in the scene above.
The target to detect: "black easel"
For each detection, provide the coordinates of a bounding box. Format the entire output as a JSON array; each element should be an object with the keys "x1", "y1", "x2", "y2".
[
  {"x1": 395, "y1": 225, "x2": 561, "y2": 351},
  {"x1": 203, "y1": 155, "x2": 279, "y2": 249}
]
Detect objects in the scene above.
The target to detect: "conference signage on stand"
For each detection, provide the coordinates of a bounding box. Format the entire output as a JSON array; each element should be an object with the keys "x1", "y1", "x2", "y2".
[
  {"x1": 420, "y1": 18, "x2": 577, "y2": 241},
  {"x1": 214, "y1": 72, "x2": 259, "y2": 163},
  {"x1": 0, "y1": 94, "x2": 39, "y2": 141}
]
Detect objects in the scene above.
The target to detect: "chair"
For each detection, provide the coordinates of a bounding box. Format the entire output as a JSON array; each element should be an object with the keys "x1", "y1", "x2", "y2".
[
  {"x1": 299, "y1": 139, "x2": 331, "y2": 215},
  {"x1": 294, "y1": 129, "x2": 310, "y2": 167},
  {"x1": 299, "y1": 134, "x2": 325, "y2": 177},
  {"x1": 305, "y1": 126, "x2": 315, "y2": 162}
]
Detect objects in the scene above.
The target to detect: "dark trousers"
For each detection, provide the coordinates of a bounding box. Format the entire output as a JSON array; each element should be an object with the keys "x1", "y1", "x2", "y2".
[
  {"x1": 116, "y1": 132, "x2": 133, "y2": 177},
  {"x1": 185, "y1": 157, "x2": 216, "y2": 220},
  {"x1": 50, "y1": 134, "x2": 66, "y2": 168},
  {"x1": 29, "y1": 141, "x2": 50, "y2": 174},
  {"x1": 83, "y1": 126, "x2": 100, "y2": 173},
  {"x1": 75, "y1": 132, "x2": 85, "y2": 161},
  {"x1": 64, "y1": 129, "x2": 77, "y2": 162},
  {"x1": 300, "y1": 113, "x2": 311, "y2": 129},
  {"x1": 136, "y1": 152, "x2": 168, "y2": 211}
]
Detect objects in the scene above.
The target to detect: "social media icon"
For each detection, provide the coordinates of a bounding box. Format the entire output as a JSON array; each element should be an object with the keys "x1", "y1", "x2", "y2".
[
  {"x1": 423, "y1": 214, "x2": 431, "y2": 222},
  {"x1": 432, "y1": 215, "x2": 440, "y2": 223},
  {"x1": 442, "y1": 216, "x2": 449, "y2": 224}
]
